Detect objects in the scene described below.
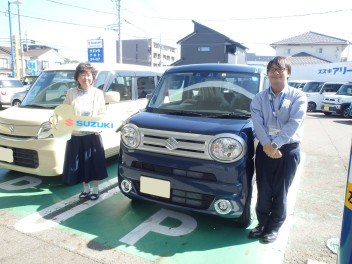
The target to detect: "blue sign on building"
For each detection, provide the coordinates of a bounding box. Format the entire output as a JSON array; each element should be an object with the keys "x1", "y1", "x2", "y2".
[{"x1": 87, "y1": 39, "x2": 104, "y2": 63}]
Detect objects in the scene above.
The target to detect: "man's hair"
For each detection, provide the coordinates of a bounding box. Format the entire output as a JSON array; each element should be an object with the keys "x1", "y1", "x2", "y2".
[
  {"x1": 267, "y1": 56, "x2": 291, "y2": 75},
  {"x1": 74, "y1": 62, "x2": 97, "y2": 83}
]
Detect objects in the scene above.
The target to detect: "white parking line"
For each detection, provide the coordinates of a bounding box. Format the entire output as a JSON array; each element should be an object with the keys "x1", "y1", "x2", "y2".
[{"x1": 260, "y1": 152, "x2": 306, "y2": 264}]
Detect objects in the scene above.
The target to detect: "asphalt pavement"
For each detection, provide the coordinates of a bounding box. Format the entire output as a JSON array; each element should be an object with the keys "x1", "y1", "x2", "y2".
[{"x1": 0, "y1": 110, "x2": 351, "y2": 264}]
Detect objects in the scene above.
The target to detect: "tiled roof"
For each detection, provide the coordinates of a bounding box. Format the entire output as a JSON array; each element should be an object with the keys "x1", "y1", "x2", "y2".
[
  {"x1": 288, "y1": 52, "x2": 331, "y2": 65},
  {"x1": 246, "y1": 53, "x2": 274, "y2": 61},
  {"x1": 270, "y1": 31, "x2": 348, "y2": 46},
  {"x1": 177, "y1": 20, "x2": 248, "y2": 50}
]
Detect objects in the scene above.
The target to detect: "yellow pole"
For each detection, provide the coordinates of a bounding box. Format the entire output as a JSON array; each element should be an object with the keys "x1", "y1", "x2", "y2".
[{"x1": 13, "y1": 35, "x2": 19, "y2": 79}]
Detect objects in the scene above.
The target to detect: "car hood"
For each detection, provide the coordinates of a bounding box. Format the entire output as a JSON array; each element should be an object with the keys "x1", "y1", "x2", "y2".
[
  {"x1": 0, "y1": 107, "x2": 53, "y2": 136},
  {"x1": 127, "y1": 111, "x2": 252, "y2": 135}
]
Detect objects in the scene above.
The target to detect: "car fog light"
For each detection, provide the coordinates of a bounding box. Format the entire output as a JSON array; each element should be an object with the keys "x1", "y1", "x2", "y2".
[
  {"x1": 120, "y1": 179, "x2": 132, "y2": 193},
  {"x1": 214, "y1": 199, "x2": 232, "y2": 215}
]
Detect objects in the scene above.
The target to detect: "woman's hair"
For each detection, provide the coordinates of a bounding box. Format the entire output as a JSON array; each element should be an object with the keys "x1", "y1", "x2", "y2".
[
  {"x1": 74, "y1": 62, "x2": 97, "y2": 83},
  {"x1": 267, "y1": 56, "x2": 291, "y2": 75}
]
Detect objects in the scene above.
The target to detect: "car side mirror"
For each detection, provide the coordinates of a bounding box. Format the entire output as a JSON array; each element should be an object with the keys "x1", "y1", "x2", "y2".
[{"x1": 105, "y1": 91, "x2": 120, "y2": 104}]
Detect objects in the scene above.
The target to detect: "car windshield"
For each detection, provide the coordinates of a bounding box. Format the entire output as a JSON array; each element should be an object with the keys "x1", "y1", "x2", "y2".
[
  {"x1": 336, "y1": 84, "x2": 352, "y2": 95},
  {"x1": 0, "y1": 79, "x2": 23, "y2": 88},
  {"x1": 148, "y1": 70, "x2": 261, "y2": 117},
  {"x1": 21, "y1": 70, "x2": 77, "y2": 108},
  {"x1": 302, "y1": 82, "x2": 324, "y2": 93}
]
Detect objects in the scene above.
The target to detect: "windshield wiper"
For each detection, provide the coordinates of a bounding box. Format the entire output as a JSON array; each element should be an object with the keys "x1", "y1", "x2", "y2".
[
  {"x1": 166, "y1": 111, "x2": 204, "y2": 116},
  {"x1": 206, "y1": 113, "x2": 250, "y2": 119},
  {"x1": 22, "y1": 104, "x2": 55, "y2": 109}
]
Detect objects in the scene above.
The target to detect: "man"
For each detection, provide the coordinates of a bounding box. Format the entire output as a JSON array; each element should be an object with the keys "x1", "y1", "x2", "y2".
[{"x1": 249, "y1": 56, "x2": 307, "y2": 243}]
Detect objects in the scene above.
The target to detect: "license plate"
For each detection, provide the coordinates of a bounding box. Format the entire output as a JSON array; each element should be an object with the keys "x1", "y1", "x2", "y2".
[
  {"x1": 0, "y1": 147, "x2": 13, "y2": 163},
  {"x1": 140, "y1": 176, "x2": 170, "y2": 198},
  {"x1": 324, "y1": 106, "x2": 330, "y2": 111}
]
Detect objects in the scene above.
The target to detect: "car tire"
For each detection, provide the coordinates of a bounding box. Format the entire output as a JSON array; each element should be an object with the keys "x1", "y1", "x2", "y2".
[
  {"x1": 323, "y1": 112, "x2": 332, "y2": 116},
  {"x1": 12, "y1": 99, "x2": 21, "y2": 107},
  {"x1": 342, "y1": 106, "x2": 350, "y2": 118},
  {"x1": 307, "y1": 102, "x2": 316, "y2": 112},
  {"x1": 234, "y1": 175, "x2": 255, "y2": 228}
]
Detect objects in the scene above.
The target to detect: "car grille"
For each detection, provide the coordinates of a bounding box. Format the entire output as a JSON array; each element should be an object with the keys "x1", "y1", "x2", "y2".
[
  {"x1": 132, "y1": 161, "x2": 216, "y2": 182},
  {"x1": 133, "y1": 180, "x2": 214, "y2": 209},
  {"x1": 1, "y1": 145, "x2": 39, "y2": 168},
  {"x1": 137, "y1": 127, "x2": 214, "y2": 160}
]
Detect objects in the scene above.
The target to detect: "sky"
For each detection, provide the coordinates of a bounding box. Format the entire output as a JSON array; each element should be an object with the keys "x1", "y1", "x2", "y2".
[{"x1": 1, "y1": 0, "x2": 352, "y2": 62}]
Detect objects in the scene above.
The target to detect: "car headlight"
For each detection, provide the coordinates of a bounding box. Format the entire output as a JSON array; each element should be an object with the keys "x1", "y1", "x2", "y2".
[
  {"x1": 208, "y1": 134, "x2": 247, "y2": 163},
  {"x1": 37, "y1": 121, "x2": 53, "y2": 139},
  {"x1": 121, "y1": 124, "x2": 140, "y2": 149}
]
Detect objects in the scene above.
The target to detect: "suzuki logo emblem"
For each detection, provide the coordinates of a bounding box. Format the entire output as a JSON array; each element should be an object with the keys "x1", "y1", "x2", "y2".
[
  {"x1": 165, "y1": 137, "x2": 178, "y2": 151},
  {"x1": 64, "y1": 118, "x2": 74, "y2": 127}
]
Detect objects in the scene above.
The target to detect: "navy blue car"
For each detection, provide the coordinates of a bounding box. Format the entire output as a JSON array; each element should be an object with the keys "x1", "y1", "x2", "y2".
[{"x1": 118, "y1": 64, "x2": 269, "y2": 227}]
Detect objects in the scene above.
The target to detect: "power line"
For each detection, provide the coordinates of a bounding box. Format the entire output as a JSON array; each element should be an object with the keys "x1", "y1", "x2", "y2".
[
  {"x1": 0, "y1": 10, "x2": 106, "y2": 29},
  {"x1": 123, "y1": 8, "x2": 352, "y2": 21},
  {"x1": 46, "y1": 0, "x2": 116, "y2": 15}
]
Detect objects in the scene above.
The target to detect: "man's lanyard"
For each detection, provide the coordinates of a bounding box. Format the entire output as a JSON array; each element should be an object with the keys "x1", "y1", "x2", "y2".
[{"x1": 268, "y1": 89, "x2": 286, "y2": 118}]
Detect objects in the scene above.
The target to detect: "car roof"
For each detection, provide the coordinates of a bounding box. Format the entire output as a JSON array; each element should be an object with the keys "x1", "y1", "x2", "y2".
[{"x1": 164, "y1": 63, "x2": 266, "y2": 74}]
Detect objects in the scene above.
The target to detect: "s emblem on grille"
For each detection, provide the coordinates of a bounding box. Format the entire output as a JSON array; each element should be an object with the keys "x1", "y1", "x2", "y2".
[
  {"x1": 0, "y1": 124, "x2": 14, "y2": 133},
  {"x1": 165, "y1": 137, "x2": 178, "y2": 151}
]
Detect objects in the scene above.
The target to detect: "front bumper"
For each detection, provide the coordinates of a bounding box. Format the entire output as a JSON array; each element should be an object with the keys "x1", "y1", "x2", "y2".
[
  {"x1": 118, "y1": 145, "x2": 253, "y2": 218},
  {"x1": 0, "y1": 134, "x2": 66, "y2": 176}
]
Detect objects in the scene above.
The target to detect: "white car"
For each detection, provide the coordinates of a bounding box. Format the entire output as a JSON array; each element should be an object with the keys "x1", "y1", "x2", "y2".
[
  {"x1": 0, "y1": 77, "x2": 26, "y2": 108},
  {"x1": 302, "y1": 81, "x2": 346, "y2": 112},
  {"x1": 10, "y1": 86, "x2": 30, "y2": 106},
  {"x1": 321, "y1": 83, "x2": 352, "y2": 117},
  {"x1": 0, "y1": 63, "x2": 164, "y2": 176}
]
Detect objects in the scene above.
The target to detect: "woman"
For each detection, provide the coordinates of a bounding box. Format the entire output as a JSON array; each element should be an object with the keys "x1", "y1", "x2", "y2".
[{"x1": 62, "y1": 62, "x2": 108, "y2": 200}]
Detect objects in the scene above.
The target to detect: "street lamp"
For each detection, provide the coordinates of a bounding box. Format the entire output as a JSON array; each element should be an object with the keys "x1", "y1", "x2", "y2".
[{"x1": 11, "y1": 0, "x2": 25, "y2": 78}]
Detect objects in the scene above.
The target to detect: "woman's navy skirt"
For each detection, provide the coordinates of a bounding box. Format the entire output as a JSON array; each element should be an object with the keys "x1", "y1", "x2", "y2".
[{"x1": 62, "y1": 133, "x2": 108, "y2": 185}]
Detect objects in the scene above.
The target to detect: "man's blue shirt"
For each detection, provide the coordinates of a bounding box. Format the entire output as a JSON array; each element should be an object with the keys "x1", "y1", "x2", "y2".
[{"x1": 250, "y1": 85, "x2": 307, "y2": 148}]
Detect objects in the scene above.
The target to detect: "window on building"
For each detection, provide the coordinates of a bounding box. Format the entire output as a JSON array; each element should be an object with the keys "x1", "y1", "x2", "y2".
[
  {"x1": 316, "y1": 48, "x2": 323, "y2": 53},
  {"x1": 284, "y1": 49, "x2": 291, "y2": 55},
  {"x1": 198, "y1": 47, "x2": 210, "y2": 52},
  {"x1": 136, "y1": 44, "x2": 138, "y2": 52},
  {"x1": 0, "y1": 58, "x2": 9, "y2": 69},
  {"x1": 42, "y1": 61, "x2": 49, "y2": 70}
]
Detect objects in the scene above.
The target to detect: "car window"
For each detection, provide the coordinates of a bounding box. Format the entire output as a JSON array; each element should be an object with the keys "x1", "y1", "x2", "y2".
[
  {"x1": 322, "y1": 84, "x2": 342, "y2": 93},
  {"x1": 94, "y1": 71, "x2": 109, "y2": 90},
  {"x1": 137, "y1": 76, "x2": 155, "y2": 99},
  {"x1": 0, "y1": 80, "x2": 23, "y2": 88},
  {"x1": 106, "y1": 75, "x2": 132, "y2": 101}
]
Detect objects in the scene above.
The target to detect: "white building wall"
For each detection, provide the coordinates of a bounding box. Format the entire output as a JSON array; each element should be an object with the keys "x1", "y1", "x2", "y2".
[
  {"x1": 290, "y1": 61, "x2": 352, "y2": 82},
  {"x1": 275, "y1": 45, "x2": 345, "y2": 63}
]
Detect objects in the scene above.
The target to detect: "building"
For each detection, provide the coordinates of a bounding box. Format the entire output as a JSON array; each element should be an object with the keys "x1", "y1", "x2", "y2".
[
  {"x1": 270, "y1": 31, "x2": 350, "y2": 64},
  {"x1": 117, "y1": 39, "x2": 179, "y2": 67},
  {"x1": 172, "y1": 20, "x2": 247, "y2": 66},
  {"x1": 246, "y1": 53, "x2": 275, "y2": 67},
  {"x1": 0, "y1": 45, "x2": 65, "y2": 77}
]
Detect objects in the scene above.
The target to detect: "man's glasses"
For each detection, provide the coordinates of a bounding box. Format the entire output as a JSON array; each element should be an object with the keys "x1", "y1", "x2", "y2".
[{"x1": 268, "y1": 67, "x2": 286, "y2": 73}]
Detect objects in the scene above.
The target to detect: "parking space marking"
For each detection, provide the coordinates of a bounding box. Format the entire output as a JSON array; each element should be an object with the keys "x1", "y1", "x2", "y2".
[{"x1": 15, "y1": 177, "x2": 119, "y2": 233}]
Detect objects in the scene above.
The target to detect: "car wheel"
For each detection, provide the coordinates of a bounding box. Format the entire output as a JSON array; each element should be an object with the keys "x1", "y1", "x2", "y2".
[
  {"x1": 307, "y1": 102, "x2": 316, "y2": 112},
  {"x1": 12, "y1": 99, "x2": 21, "y2": 107},
  {"x1": 323, "y1": 112, "x2": 332, "y2": 116},
  {"x1": 342, "y1": 107, "x2": 350, "y2": 118},
  {"x1": 234, "y1": 175, "x2": 255, "y2": 228}
]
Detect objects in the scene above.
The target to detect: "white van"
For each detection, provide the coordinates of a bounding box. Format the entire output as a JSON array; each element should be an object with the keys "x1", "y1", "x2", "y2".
[
  {"x1": 302, "y1": 81, "x2": 346, "y2": 112},
  {"x1": 0, "y1": 63, "x2": 164, "y2": 176},
  {"x1": 0, "y1": 77, "x2": 26, "y2": 108}
]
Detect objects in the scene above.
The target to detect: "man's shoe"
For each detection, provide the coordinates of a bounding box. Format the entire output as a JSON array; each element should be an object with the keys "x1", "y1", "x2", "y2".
[
  {"x1": 248, "y1": 225, "x2": 265, "y2": 238},
  {"x1": 262, "y1": 231, "x2": 278, "y2": 243}
]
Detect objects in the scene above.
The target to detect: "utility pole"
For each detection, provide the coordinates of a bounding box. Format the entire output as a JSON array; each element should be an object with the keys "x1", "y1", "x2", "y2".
[
  {"x1": 111, "y1": 0, "x2": 122, "y2": 64},
  {"x1": 8, "y1": 1, "x2": 16, "y2": 78},
  {"x1": 13, "y1": 1, "x2": 25, "y2": 77}
]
